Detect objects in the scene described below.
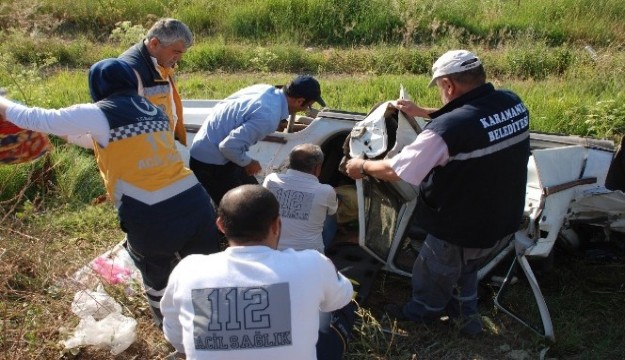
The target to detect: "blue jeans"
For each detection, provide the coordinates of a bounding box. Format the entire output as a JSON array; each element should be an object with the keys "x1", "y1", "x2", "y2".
[
  {"x1": 322, "y1": 214, "x2": 338, "y2": 249},
  {"x1": 403, "y1": 233, "x2": 508, "y2": 322}
]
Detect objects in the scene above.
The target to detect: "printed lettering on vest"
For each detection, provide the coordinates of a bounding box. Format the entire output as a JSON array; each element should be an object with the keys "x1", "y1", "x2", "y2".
[{"x1": 479, "y1": 102, "x2": 529, "y2": 143}]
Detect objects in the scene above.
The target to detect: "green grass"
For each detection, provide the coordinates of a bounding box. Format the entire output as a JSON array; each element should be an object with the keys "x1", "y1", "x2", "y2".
[
  {"x1": 2, "y1": 1, "x2": 625, "y2": 76},
  {"x1": 3, "y1": 68, "x2": 623, "y2": 136},
  {"x1": 3, "y1": 0, "x2": 623, "y2": 46},
  {"x1": 0, "y1": 142, "x2": 104, "y2": 208}
]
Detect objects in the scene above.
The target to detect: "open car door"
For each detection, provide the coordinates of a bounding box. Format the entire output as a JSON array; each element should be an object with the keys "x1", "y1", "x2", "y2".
[{"x1": 348, "y1": 101, "x2": 425, "y2": 277}]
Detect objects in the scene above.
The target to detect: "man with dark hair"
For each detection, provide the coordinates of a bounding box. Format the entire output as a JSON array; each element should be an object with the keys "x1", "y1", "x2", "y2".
[
  {"x1": 217, "y1": 184, "x2": 280, "y2": 242},
  {"x1": 160, "y1": 185, "x2": 353, "y2": 360},
  {"x1": 119, "y1": 18, "x2": 193, "y2": 146},
  {"x1": 0, "y1": 58, "x2": 219, "y2": 328},
  {"x1": 262, "y1": 143, "x2": 338, "y2": 252},
  {"x1": 346, "y1": 50, "x2": 530, "y2": 336},
  {"x1": 189, "y1": 75, "x2": 326, "y2": 205}
]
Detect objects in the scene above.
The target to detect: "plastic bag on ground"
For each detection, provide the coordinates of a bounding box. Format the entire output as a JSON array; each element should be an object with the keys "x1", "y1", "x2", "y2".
[
  {"x1": 90, "y1": 254, "x2": 133, "y2": 285},
  {"x1": 71, "y1": 289, "x2": 122, "y2": 320},
  {"x1": 63, "y1": 288, "x2": 137, "y2": 355},
  {"x1": 62, "y1": 313, "x2": 137, "y2": 355},
  {"x1": 71, "y1": 240, "x2": 142, "y2": 292}
]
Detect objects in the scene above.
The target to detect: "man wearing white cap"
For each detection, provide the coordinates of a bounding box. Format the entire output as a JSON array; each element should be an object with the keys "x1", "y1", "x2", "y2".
[{"x1": 345, "y1": 50, "x2": 530, "y2": 336}]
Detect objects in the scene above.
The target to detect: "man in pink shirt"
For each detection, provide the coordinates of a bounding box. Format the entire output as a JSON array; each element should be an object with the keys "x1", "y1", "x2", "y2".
[{"x1": 345, "y1": 50, "x2": 530, "y2": 337}]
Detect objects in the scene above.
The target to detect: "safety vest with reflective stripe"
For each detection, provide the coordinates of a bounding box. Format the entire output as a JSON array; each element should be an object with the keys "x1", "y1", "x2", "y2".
[
  {"x1": 93, "y1": 94, "x2": 195, "y2": 208},
  {"x1": 119, "y1": 42, "x2": 187, "y2": 145}
]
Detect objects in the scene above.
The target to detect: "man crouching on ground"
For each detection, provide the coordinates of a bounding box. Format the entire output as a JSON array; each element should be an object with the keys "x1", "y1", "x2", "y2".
[{"x1": 160, "y1": 185, "x2": 354, "y2": 359}]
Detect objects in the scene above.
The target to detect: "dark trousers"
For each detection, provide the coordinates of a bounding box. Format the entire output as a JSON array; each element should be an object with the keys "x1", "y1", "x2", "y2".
[
  {"x1": 316, "y1": 300, "x2": 358, "y2": 360},
  {"x1": 403, "y1": 233, "x2": 510, "y2": 322},
  {"x1": 606, "y1": 136, "x2": 625, "y2": 191},
  {"x1": 190, "y1": 157, "x2": 258, "y2": 205},
  {"x1": 119, "y1": 184, "x2": 219, "y2": 326}
]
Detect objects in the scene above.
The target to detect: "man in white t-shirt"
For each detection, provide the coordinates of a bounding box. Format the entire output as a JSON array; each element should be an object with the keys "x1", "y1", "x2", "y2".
[
  {"x1": 262, "y1": 144, "x2": 338, "y2": 253},
  {"x1": 160, "y1": 185, "x2": 353, "y2": 360}
]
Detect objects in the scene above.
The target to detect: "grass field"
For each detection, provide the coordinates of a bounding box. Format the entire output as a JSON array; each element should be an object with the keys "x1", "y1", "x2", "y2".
[
  {"x1": 2, "y1": 202, "x2": 624, "y2": 359},
  {"x1": 2, "y1": 0, "x2": 625, "y2": 359}
]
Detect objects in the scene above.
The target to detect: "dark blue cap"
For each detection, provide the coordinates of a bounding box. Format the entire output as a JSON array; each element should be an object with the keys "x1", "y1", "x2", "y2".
[
  {"x1": 286, "y1": 75, "x2": 326, "y2": 107},
  {"x1": 88, "y1": 58, "x2": 138, "y2": 102}
]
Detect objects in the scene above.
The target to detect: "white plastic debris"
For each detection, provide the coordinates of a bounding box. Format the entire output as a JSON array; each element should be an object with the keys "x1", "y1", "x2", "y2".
[
  {"x1": 584, "y1": 45, "x2": 597, "y2": 60},
  {"x1": 63, "y1": 288, "x2": 137, "y2": 355},
  {"x1": 62, "y1": 312, "x2": 137, "y2": 355},
  {"x1": 63, "y1": 241, "x2": 142, "y2": 355},
  {"x1": 71, "y1": 289, "x2": 122, "y2": 320}
]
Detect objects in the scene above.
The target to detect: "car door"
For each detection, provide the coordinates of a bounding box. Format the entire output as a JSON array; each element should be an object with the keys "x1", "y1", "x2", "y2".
[{"x1": 348, "y1": 101, "x2": 425, "y2": 277}]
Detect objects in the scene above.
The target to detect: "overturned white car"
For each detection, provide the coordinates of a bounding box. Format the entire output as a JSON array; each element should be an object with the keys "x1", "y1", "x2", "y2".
[{"x1": 182, "y1": 97, "x2": 623, "y2": 342}]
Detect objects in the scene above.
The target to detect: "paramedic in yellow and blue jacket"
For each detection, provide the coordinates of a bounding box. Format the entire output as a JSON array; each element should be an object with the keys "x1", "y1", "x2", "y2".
[{"x1": 0, "y1": 58, "x2": 220, "y2": 328}]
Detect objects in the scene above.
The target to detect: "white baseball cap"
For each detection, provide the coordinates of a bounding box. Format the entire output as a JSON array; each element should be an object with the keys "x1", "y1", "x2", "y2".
[{"x1": 428, "y1": 50, "x2": 482, "y2": 87}]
